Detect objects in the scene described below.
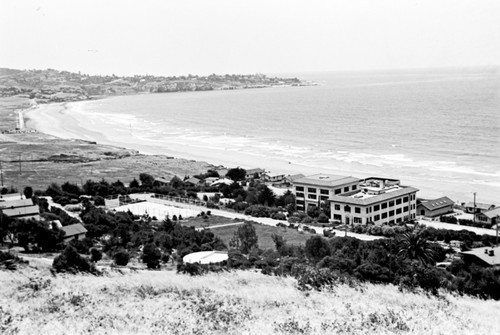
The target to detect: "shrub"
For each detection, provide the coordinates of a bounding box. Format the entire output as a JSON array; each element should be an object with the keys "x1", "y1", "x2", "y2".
[
  {"x1": 305, "y1": 235, "x2": 331, "y2": 263},
  {"x1": 244, "y1": 205, "x2": 271, "y2": 218},
  {"x1": 142, "y1": 243, "x2": 162, "y2": 269},
  {"x1": 113, "y1": 250, "x2": 130, "y2": 266},
  {"x1": 301, "y1": 216, "x2": 314, "y2": 224},
  {"x1": 271, "y1": 212, "x2": 287, "y2": 220},
  {"x1": 317, "y1": 212, "x2": 330, "y2": 223},
  {"x1": 90, "y1": 248, "x2": 102, "y2": 263},
  {"x1": 178, "y1": 262, "x2": 205, "y2": 276},
  {"x1": 354, "y1": 262, "x2": 392, "y2": 283},
  {"x1": 52, "y1": 246, "x2": 98, "y2": 274}
]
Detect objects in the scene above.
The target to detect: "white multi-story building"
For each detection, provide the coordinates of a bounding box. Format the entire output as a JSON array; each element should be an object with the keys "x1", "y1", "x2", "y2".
[
  {"x1": 329, "y1": 177, "x2": 418, "y2": 225},
  {"x1": 293, "y1": 174, "x2": 361, "y2": 211}
]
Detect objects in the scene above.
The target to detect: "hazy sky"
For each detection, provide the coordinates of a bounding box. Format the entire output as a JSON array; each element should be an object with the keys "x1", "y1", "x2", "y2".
[{"x1": 1, "y1": 0, "x2": 499, "y2": 76}]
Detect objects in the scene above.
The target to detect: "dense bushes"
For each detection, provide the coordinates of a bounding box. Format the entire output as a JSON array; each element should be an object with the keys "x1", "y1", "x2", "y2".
[
  {"x1": 113, "y1": 250, "x2": 130, "y2": 266},
  {"x1": 52, "y1": 246, "x2": 99, "y2": 274},
  {"x1": 142, "y1": 243, "x2": 162, "y2": 269}
]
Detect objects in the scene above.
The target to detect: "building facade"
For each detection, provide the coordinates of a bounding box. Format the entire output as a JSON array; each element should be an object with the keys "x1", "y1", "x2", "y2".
[
  {"x1": 329, "y1": 178, "x2": 418, "y2": 225},
  {"x1": 293, "y1": 174, "x2": 361, "y2": 211}
]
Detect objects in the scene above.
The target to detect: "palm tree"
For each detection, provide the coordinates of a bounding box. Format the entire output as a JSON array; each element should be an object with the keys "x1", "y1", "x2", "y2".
[{"x1": 397, "y1": 231, "x2": 435, "y2": 266}]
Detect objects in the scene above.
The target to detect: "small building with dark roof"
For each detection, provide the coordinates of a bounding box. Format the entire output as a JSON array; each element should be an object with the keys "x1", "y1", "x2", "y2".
[
  {"x1": 461, "y1": 246, "x2": 500, "y2": 269},
  {"x1": 417, "y1": 196, "x2": 454, "y2": 218},
  {"x1": 464, "y1": 202, "x2": 495, "y2": 214},
  {"x1": 184, "y1": 177, "x2": 201, "y2": 186},
  {"x1": 61, "y1": 223, "x2": 88, "y2": 243}
]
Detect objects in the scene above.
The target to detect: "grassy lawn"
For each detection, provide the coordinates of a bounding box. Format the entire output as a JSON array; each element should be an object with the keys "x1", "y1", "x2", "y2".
[{"x1": 211, "y1": 222, "x2": 315, "y2": 250}]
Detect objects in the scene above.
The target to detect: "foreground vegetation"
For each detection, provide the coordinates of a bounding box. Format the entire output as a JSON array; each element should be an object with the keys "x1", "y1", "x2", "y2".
[{"x1": 1, "y1": 262, "x2": 499, "y2": 335}]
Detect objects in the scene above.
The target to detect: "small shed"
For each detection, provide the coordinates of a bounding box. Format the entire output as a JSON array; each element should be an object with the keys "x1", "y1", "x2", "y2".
[
  {"x1": 417, "y1": 196, "x2": 454, "y2": 217},
  {"x1": 61, "y1": 223, "x2": 88, "y2": 243}
]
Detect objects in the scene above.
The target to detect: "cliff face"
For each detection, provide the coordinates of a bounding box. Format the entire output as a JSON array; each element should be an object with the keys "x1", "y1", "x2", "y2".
[{"x1": 0, "y1": 68, "x2": 308, "y2": 103}]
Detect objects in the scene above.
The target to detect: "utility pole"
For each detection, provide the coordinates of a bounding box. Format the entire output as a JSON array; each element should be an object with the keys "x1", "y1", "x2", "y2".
[
  {"x1": 0, "y1": 160, "x2": 3, "y2": 187},
  {"x1": 496, "y1": 215, "x2": 499, "y2": 247},
  {"x1": 19, "y1": 153, "x2": 22, "y2": 175},
  {"x1": 473, "y1": 192, "x2": 477, "y2": 225}
]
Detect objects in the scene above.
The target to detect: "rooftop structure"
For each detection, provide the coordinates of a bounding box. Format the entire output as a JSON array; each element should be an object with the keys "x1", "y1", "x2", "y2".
[{"x1": 329, "y1": 177, "x2": 418, "y2": 225}]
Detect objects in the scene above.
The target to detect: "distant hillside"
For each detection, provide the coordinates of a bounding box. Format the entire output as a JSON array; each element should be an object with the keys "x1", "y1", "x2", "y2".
[{"x1": 0, "y1": 68, "x2": 311, "y2": 103}]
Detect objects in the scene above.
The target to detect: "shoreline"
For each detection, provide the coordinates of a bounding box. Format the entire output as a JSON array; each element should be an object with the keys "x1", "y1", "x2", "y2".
[{"x1": 24, "y1": 97, "x2": 499, "y2": 204}]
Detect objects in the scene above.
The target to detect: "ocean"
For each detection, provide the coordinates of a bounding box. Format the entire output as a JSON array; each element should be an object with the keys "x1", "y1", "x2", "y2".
[{"x1": 32, "y1": 68, "x2": 500, "y2": 203}]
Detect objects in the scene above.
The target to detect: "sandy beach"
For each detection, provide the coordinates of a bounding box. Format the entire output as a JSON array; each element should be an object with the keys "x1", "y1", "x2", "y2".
[
  {"x1": 24, "y1": 99, "x2": 499, "y2": 204},
  {"x1": 25, "y1": 101, "x2": 327, "y2": 176}
]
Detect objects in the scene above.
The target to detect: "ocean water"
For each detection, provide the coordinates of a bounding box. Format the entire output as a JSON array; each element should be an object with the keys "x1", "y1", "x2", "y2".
[{"x1": 38, "y1": 68, "x2": 500, "y2": 203}]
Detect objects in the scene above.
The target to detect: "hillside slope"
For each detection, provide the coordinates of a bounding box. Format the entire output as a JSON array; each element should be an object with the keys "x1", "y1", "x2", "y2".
[{"x1": 1, "y1": 262, "x2": 499, "y2": 334}]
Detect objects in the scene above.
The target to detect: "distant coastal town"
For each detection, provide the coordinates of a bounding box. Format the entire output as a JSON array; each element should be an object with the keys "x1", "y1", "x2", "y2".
[{"x1": 0, "y1": 67, "x2": 315, "y2": 104}]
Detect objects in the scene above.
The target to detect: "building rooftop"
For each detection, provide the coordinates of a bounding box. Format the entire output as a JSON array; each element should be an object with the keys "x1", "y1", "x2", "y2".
[
  {"x1": 418, "y1": 196, "x2": 454, "y2": 211},
  {"x1": 61, "y1": 223, "x2": 88, "y2": 237},
  {"x1": 465, "y1": 202, "x2": 495, "y2": 210},
  {"x1": 0, "y1": 198, "x2": 34, "y2": 210},
  {"x1": 2, "y1": 204, "x2": 40, "y2": 217},
  {"x1": 246, "y1": 168, "x2": 265, "y2": 175},
  {"x1": 329, "y1": 184, "x2": 419, "y2": 206},
  {"x1": 483, "y1": 207, "x2": 500, "y2": 219},
  {"x1": 461, "y1": 246, "x2": 500, "y2": 266},
  {"x1": 184, "y1": 177, "x2": 201, "y2": 185},
  {"x1": 293, "y1": 174, "x2": 360, "y2": 188}
]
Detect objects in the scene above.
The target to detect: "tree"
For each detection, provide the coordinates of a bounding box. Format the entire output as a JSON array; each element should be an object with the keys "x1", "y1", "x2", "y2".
[
  {"x1": 139, "y1": 173, "x2": 155, "y2": 188},
  {"x1": 226, "y1": 168, "x2": 246, "y2": 181},
  {"x1": 113, "y1": 250, "x2": 130, "y2": 266},
  {"x1": 305, "y1": 235, "x2": 331, "y2": 263},
  {"x1": 52, "y1": 246, "x2": 98, "y2": 274},
  {"x1": 129, "y1": 178, "x2": 140, "y2": 188},
  {"x1": 90, "y1": 248, "x2": 103, "y2": 263},
  {"x1": 61, "y1": 182, "x2": 81, "y2": 196},
  {"x1": 397, "y1": 231, "x2": 435, "y2": 266},
  {"x1": 257, "y1": 185, "x2": 276, "y2": 206},
  {"x1": 142, "y1": 243, "x2": 162, "y2": 269},
  {"x1": 236, "y1": 222, "x2": 258, "y2": 254},
  {"x1": 23, "y1": 186, "x2": 33, "y2": 199}
]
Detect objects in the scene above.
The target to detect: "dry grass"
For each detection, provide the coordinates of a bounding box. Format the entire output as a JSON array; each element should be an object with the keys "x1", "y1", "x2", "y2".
[{"x1": 3, "y1": 261, "x2": 498, "y2": 335}]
